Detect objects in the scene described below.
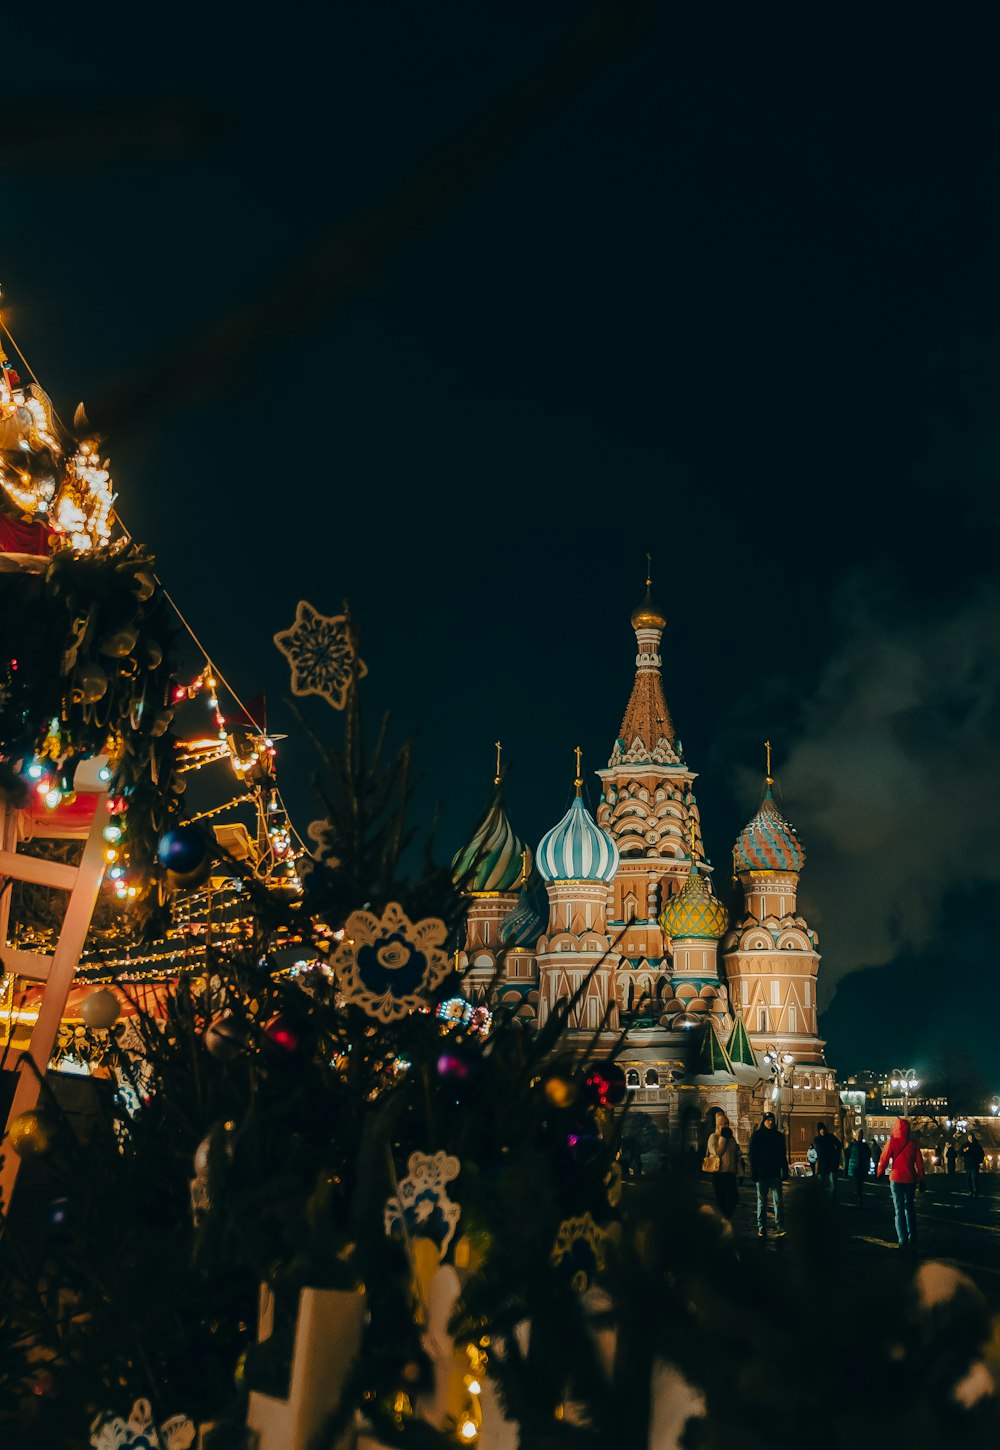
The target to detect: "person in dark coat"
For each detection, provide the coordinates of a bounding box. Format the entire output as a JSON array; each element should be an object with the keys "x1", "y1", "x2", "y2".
[
  {"x1": 877, "y1": 1117, "x2": 925, "y2": 1248},
  {"x1": 945, "y1": 1141, "x2": 957, "y2": 1177},
  {"x1": 748, "y1": 1111, "x2": 788, "y2": 1239},
  {"x1": 811, "y1": 1120, "x2": 844, "y2": 1199},
  {"x1": 845, "y1": 1130, "x2": 872, "y2": 1207},
  {"x1": 962, "y1": 1132, "x2": 985, "y2": 1198}
]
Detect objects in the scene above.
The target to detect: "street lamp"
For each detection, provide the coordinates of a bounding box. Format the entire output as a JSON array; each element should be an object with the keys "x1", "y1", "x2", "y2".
[
  {"x1": 889, "y1": 1067, "x2": 919, "y2": 1112},
  {"x1": 762, "y1": 1045, "x2": 795, "y2": 1128},
  {"x1": 990, "y1": 1096, "x2": 1000, "y2": 1117}
]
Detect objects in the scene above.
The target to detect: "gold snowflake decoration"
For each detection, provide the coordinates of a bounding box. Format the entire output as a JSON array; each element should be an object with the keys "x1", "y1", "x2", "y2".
[
  {"x1": 331, "y1": 902, "x2": 451, "y2": 1022},
  {"x1": 273, "y1": 600, "x2": 367, "y2": 710}
]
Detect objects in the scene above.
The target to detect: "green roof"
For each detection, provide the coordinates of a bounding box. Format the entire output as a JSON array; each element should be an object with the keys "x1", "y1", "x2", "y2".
[{"x1": 726, "y1": 1014, "x2": 757, "y2": 1068}]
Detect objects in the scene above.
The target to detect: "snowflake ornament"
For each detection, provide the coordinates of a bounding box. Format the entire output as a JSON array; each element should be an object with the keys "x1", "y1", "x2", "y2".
[
  {"x1": 273, "y1": 600, "x2": 367, "y2": 710},
  {"x1": 385, "y1": 1150, "x2": 462, "y2": 1260},
  {"x1": 331, "y1": 902, "x2": 451, "y2": 1021},
  {"x1": 89, "y1": 1398, "x2": 194, "y2": 1450},
  {"x1": 551, "y1": 1212, "x2": 609, "y2": 1294}
]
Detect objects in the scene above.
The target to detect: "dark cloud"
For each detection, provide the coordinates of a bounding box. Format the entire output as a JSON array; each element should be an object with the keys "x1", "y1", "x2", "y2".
[{"x1": 751, "y1": 577, "x2": 1000, "y2": 1008}]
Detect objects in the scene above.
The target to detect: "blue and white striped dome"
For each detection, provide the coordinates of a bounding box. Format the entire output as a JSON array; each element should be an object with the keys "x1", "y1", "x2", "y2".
[{"x1": 537, "y1": 797, "x2": 619, "y2": 883}]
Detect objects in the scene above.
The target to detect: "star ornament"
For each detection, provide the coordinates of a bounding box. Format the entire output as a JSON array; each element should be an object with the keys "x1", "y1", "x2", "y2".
[
  {"x1": 273, "y1": 600, "x2": 367, "y2": 710},
  {"x1": 331, "y1": 902, "x2": 451, "y2": 1021}
]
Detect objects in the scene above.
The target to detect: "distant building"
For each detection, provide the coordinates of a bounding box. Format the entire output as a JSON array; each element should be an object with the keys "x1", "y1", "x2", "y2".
[{"x1": 455, "y1": 580, "x2": 843, "y2": 1161}]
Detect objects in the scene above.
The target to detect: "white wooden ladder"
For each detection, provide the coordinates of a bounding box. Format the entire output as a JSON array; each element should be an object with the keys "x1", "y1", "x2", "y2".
[{"x1": 0, "y1": 759, "x2": 109, "y2": 1216}]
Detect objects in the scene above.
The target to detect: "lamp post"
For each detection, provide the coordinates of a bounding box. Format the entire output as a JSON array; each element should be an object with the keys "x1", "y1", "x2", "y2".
[
  {"x1": 990, "y1": 1096, "x2": 1000, "y2": 1118},
  {"x1": 889, "y1": 1067, "x2": 919, "y2": 1114},
  {"x1": 762, "y1": 1045, "x2": 795, "y2": 1130}
]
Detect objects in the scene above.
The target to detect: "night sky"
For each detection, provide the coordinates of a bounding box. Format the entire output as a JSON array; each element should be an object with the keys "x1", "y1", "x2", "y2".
[{"x1": 4, "y1": 7, "x2": 1000, "y2": 1086}]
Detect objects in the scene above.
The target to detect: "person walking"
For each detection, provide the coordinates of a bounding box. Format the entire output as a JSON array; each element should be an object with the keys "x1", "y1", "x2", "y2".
[
  {"x1": 945, "y1": 1141, "x2": 957, "y2": 1178},
  {"x1": 748, "y1": 1111, "x2": 788, "y2": 1240},
  {"x1": 706, "y1": 1115, "x2": 741, "y2": 1221},
  {"x1": 845, "y1": 1130, "x2": 871, "y2": 1207},
  {"x1": 961, "y1": 1132, "x2": 985, "y2": 1198},
  {"x1": 876, "y1": 1117, "x2": 925, "y2": 1249},
  {"x1": 811, "y1": 1120, "x2": 844, "y2": 1199}
]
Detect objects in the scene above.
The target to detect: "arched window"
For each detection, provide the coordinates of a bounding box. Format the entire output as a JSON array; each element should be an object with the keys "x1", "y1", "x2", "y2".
[
  {"x1": 644, "y1": 1069, "x2": 659, "y2": 1088},
  {"x1": 626, "y1": 1070, "x2": 640, "y2": 1089}
]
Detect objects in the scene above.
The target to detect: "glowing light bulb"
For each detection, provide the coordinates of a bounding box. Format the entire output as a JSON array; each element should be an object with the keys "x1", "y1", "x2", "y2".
[
  {"x1": 26, "y1": 762, "x2": 43, "y2": 780},
  {"x1": 44, "y1": 787, "x2": 62, "y2": 809},
  {"x1": 103, "y1": 825, "x2": 123, "y2": 844},
  {"x1": 459, "y1": 1420, "x2": 478, "y2": 1441},
  {"x1": 98, "y1": 765, "x2": 112, "y2": 782}
]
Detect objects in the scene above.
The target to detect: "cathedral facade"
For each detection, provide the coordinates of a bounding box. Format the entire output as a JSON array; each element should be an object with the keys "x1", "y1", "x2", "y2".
[{"x1": 454, "y1": 584, "x2": 841, "y2": 1163}]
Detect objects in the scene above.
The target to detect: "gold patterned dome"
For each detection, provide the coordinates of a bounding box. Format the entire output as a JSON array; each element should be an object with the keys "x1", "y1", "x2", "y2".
[
  {"x1": 659, "y1": 863, "x2": 729, "y2": 941},
  {"x1": 630, "y1": 571, "x2": 667, "y2": 631}
]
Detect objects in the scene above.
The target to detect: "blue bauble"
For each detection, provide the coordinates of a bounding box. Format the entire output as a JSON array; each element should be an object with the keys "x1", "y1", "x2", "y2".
[
  {"x1": 47, "y1": 1196, "x2": 70, "y2": 1231},
  {"x1": 157, "y1": 826, "x2": 208, "y2": 874}
]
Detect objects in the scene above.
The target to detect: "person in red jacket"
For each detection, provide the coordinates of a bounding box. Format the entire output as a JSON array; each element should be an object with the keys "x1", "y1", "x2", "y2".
[{"x1": 877, "y1": 1117, "x2": 926, "y2": 1249}]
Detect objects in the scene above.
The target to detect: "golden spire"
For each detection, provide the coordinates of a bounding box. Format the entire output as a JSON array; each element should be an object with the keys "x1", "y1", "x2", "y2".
[
  {"x1": 494, "y1": 740, "x2": 502, "y2": 786},
  {"x1": 630, "y1": 559, "x2": 667, "y2": 631},
  {"x1": 520, "y1": 847, "x2": 528, "y2": 885},
  {"x1": 689, "y1": 819, "x2": 698, "y2": 859},
  {"x1": 573, "y1": 745, "x2": 583, "y2": 797},
  {"x1": 765, "y1": 739, "x2": 773, "y2": 788}
]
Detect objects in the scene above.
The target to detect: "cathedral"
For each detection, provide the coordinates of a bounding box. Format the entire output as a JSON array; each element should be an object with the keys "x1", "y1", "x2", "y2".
[{"x1": 453, "y1": 580, "x2": 842, "y2": 1163}]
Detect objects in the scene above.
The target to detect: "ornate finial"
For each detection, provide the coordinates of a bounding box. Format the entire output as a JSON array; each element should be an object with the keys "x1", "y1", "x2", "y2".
[
  {"x1": 573, "y1": 744, "x2": 583, "y2": 796},
  {"x1": 646, "y1": 551, "x2": 652, "y2": 587},
  {"x1": 689, "y1": 819, "x2": 698, "y2": 858},
  {"x1": 765, "y1": 739, "x2": 773, "y2": 787},
  {"x1": 520, "y1": 847, "x2": 528, "y2": 885},
  {"x1": 494, "y1": 740, "x2": 502, "y2": 786}
]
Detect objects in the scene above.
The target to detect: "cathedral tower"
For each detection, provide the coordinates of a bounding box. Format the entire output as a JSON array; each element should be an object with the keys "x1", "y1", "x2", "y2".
[
  {"x1": 453, "y1": 757, "x2": 532, "y2": 1003},
  {"x1": 658, "y1": 828, "x2": 732, "y2": 1037},
  {"x1": 721, "y1": 751, "x2": 825, "y2": 1066},
  {"x1": 595, "y1": 570, "x2": 711, "y2": 1019},
  {"x1": 536, "y1": 753, "x2": 621, "y2": 1032}
]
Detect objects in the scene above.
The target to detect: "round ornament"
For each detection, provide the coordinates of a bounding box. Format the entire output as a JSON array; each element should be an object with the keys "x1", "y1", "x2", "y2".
[
  {"x1": 98, "y1": 625, "x2": 138, "y2": 658},
  {"x1": 262, "y1": 1013, "x2": 308, "y2": 1064},
  {"x1": 79, "y1": 987, "x2": 120, "y2": 1030},
  {"x1": 157, "y1": 826, "x2": 209, "y2": 875},
  {"x1": 204, "y1": 1012, "x2": 248, "y2": 1061},
  {"x1": 47, "y1": 1196, "x2": 71, "y2": 1231},
  {"x1": 74, "y1": 661, "x2": 108, "y2": 703},
  {"x1": 436, "y1": 1044, "x2": 478, "y2": 1088},
  {"x1": 133, "y1": 569, "x2": 156, "y2": 602},
  {"x1": 542, "y1": 1070, "x2": 578, "y2": 1110},
  {"x1": 193, "y1": 1120, "x2": 236, "y2": 1179},
  {"x1": 8, "y1": 1109, "x2": 56, "y2": 1158},
  {"x1": 583, "y1": 1061, "x2": 627, "y2": 1109},
  {"x1": 565, "y1": 1114, "x2": 601, "y2": 1166}
]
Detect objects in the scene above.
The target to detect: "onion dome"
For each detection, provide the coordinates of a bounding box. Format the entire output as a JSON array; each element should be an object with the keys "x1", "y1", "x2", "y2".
[
  {"x1": 659, "y1": 861, "x2": 729, "y2": 940},
  {"x1": 630, "y1": 575, "x2": 667, "y2": 631},
  {"x1": 452, "y1": 784, "x2": 532, "y2": 894},
  {"x1": 733, "y1": 786, "x2": 804, "y2": 874},
  {"x1": 499, "y1": 878, "x2": 546, "y2": 947},
  {"x1": 537, "y1": 796, "x2": 619, "y2": 883}
]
